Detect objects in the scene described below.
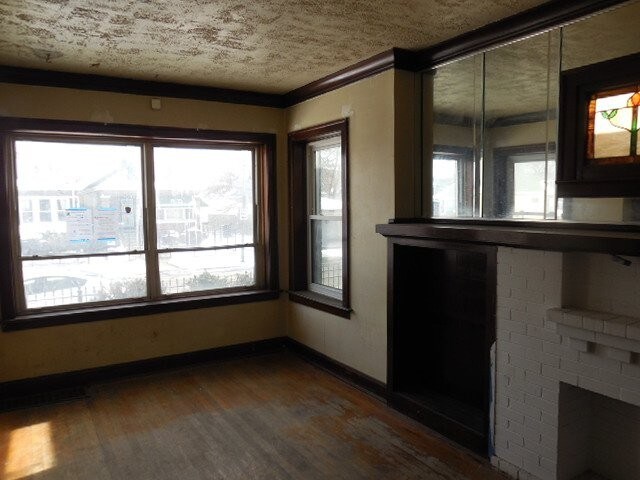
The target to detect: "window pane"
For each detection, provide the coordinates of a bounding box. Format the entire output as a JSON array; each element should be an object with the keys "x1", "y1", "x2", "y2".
[
  {"x1": 433, "y1": 159, "x2": 459, "y2": 217},
  {"x1": 15, "y1": 141, "x2": 144, "y2": 257},
  {"x1": 159, "y1": 248, "x2": 255, "y2": 295},
  {"x1": 513, "y1": 160, "x2": 548, "y2": 219},
  {"x1": 22, "y1": 254, "x2": 147, "y2": 309},
  {"x1": 154, "y1": 147, "x2": 254, "y2": 249},
  {"x1": 312, "y1": 143, "x2": 342, "y2": 216},
  {"x1": 310, "y1": 219, "x2": 342, "y2": 290}
]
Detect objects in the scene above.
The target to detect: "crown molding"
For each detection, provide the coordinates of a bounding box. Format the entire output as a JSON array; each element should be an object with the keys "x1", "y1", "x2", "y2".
[
  {"x1": 282, "y1": 48, "x2": 416, "y2": 107},
  {"x1": 415, "y1": 0, "x2": 629, "y2": 69},
  {"x1": 0, "y1": 65, "x2": 285, "y2": 108}
]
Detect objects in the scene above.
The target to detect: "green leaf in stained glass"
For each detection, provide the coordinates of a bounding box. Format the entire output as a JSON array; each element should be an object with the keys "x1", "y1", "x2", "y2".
[{"x1": 601, "y1": 109, "x2": 618, "y2": 120}]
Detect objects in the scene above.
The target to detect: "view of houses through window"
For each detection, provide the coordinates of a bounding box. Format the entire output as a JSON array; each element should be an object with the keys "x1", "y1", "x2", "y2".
[{"x1": 14, "y1": 138, "x2": 258, "y2": 310}]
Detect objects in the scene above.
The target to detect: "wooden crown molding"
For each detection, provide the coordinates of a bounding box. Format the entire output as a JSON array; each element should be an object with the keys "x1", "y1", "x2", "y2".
[
  {"x1": 0, "y1": 1, "x2": 629, "y2": 109},
  {"x1": 415, "y1": 0, "x2": 628, "y2": 69},
  {"x1": 282, "y1": 48, "x2": 416, "y2": 107},
  {"x1": 0, "y1": 65, "x2": 285, "y2": 108}
]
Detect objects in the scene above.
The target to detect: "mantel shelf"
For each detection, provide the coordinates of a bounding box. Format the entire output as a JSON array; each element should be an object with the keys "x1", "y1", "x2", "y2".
[{"x1": 375, "y1": 221, "x2": 640, "y2": 256}]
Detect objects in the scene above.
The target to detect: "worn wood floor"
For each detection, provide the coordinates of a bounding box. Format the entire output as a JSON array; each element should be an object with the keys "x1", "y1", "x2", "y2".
[{"x1": 0, "y1": 352, "x2": 506, "y2": 480}]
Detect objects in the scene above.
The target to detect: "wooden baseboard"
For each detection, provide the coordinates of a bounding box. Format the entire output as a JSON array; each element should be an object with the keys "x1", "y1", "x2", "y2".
[
  {"x1": 1, "y1": 337, "x2": 288, "y2": 400},
  {"x1": 0, "y1": 337, "x2": 388, "y2": 405},
  {"x1": 284, "y1": 338, "x2": 387, "y2": 400}
]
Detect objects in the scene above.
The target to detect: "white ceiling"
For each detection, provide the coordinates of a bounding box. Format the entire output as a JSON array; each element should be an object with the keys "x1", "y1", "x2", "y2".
[{"x1": 0, "y1": 0, "x2": 547, "y2": 94}]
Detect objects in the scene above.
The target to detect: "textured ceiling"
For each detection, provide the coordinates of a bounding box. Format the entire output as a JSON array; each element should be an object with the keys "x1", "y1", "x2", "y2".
[
  {"x1": 434, "y1": 0, "x2": 640, "y2": 121},
  {"x1": 0, "y1": 0, "x2": 547, "y2": 94}
]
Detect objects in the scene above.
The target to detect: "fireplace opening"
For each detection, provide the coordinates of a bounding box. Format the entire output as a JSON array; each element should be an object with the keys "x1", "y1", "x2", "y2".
[
  {"x1": 389, "y1": 242, "x2": 496, "y2": 454},
  {"x1": 558, "y1": 383, "x2": 640, "y2": 480}
]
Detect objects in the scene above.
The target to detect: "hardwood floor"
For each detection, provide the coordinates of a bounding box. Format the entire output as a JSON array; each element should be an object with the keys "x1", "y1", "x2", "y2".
[{"x1": 0, "y1": 352, "x2": 506, "y2": 480}]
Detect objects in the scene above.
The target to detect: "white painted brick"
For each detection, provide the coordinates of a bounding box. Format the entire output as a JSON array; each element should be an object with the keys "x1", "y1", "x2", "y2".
[
  {"x1": 543, "y1": 320, "x2": 557, "y2": 332},
  {"x1": 498, "y1": 297, "x2": 527, "y2": 313},
  {"x1": 494, "y1": 444, "x2": 522, "y2": 469},
  {"x1": 540, "y1": 410, "x2": 558, "y2": 427},
  {"x1": 542, "y1": 341, "x2": 578, "y2": 361},
  {"x1": 498, "y1": 284, "x2": 512, "y2": 300},
  {"x1": 510, "y1": 398, "x2": 542, "y2": 422},
  {"x1": 511, "y1": 332, "x2": 543, "y2": 350},
  {"x1": 526, "y1": 325, "x2": 561, "y2": 344},
  {"x1": 568, "y1": 338, "x2": 591, "y2": 352},
  {"x1": 499, "y1": 459, "x2": 520, "y2": 478},
  {"x1": 620, "y1": 388, "x2": 640, "y2": 407},
  {"x1": 497, "y1": 261, "x2": 511, "y2": 277},
  {"x1": 539, "y1": 456, "x2": 555, "y2": 474},
  {"x1": 604, "y1": 345, "x2": 632, "y2": 363},
  {"x1": 577, "y1": 376, "x2": 620, "y2": 399},
  {"x1": 578, "y1": 350, "x2": 621, "y2": 372},
  {"x1": 523, "y1": 455, "x2": 553, "y2": 480},
  {"x1": 524, "y1": 393, "x2": 557, "y2": 415},
  {"x1": 501, "y1": 407, "x2": 525, "y2": 425},
  {"x1": 525, "y1": 370, "x2": 560, "y2": 392},
  {"x1": 557, "y1": 324, "x2": 596, "y2": 342},
  {"x1": 498, "y1": 425, "x2": 525, "y2": 446},
  {"x1": 507, "y1": 419, "x2": 525, "y2": 436},
  {"x1": 524, "y1": 313, "x2": 545, "y2": 327},
  {"x1": 528, "y1": 303, "x2": 551, "y2": 319},
  {"x1": 582, "y1": 314, "x2": 605, "y2": 332},
  {"x1": 509, "y1": 275, "x2": 527, "y2": 290},
  {"x1": 603, "y1": 315, "x2": 636, "y2": 337},
  {"x1": 600, "y1": 370, "x2": 640, "y2": 391},
  {"x1": 561, "y1": 311, "x2": 583, "y2": 328},
  {"x1": 490, "y1": 455, "x2": 500, "y2": 468},
  {"x1": 546, "y1": 308, "x2": 564, "y2": 323},
  {"x1": 497, "y1": 306, "x2": 511, "y2": 321},
  {"x1": 541, "y1": 388, "x2": 559, "y2": 403},
  {"x1": 628, "y1": 321, "x2": 640, "y2": 341},
  {"x1": 621, "y1": 361, "x2": 640, "y2": 379},
  {"x1": 541, "y1": 364, "x2": 578, "y2": 386},
  {"x1": 498, "y1": 272, "x2": 511, "y2": 287},
  {"x1": 594, "y1": 331, "x2": 640, "y2": 353},
  {"x1": 560, "y1": 358, "x2": 599, "y2": 379},
  {"x1": 499, "y1": 318, "x2": 528, "y2": 335},
  {"x1": 510, "y1": 354, "x2": 542, "y2": 374}
]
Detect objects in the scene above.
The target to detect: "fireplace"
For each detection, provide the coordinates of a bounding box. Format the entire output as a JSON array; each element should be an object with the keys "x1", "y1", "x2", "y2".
[
  {"x1": 387, "y1": 240, "x2": 496, "y2": 454},
  {"x1": 558, "y1": 383, "x2": 640, "y2": 480}
]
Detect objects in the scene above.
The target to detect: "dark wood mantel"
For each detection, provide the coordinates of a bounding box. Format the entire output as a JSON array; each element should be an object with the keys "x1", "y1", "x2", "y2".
[{"x1": 376, "y1": 220, "x2": 640, "y2": 256}]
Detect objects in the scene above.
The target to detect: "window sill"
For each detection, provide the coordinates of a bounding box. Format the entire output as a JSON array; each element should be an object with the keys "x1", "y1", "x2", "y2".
[
  {"x1": 1, "y1": 289, "x2": 280, "y2": 332},
  {"x1": 288, "y1": 290, "x2": 351, "y2": 319}
]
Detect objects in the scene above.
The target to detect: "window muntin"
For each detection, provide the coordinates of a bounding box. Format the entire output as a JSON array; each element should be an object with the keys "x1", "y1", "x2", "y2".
[
  {"x1": 307, "y1": 138, "x2": 343, "y2": 298},
  {"x1": 7, "y1": 132, "x2": 270, "y2": 316},
  {"x1": 288, "y1": 119, "x2": 349, "y2": 318}
]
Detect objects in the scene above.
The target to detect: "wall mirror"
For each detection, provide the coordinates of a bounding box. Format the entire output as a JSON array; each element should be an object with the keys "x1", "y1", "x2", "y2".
[{"x1": 427, "y1": 0, "x2": 640, "y2": 224}]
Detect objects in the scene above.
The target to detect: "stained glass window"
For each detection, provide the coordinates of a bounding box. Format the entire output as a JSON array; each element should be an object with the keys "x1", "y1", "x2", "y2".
[{"x1": 588, "y1": 85, "x2": 640, "y2": 164}]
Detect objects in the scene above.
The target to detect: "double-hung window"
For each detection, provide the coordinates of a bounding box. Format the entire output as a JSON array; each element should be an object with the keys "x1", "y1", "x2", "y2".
[
  {"x1": 0, "y1": 119, "x2": 278, "y2": 329},
  {"x1": 288, "y1": 119, "x2": 350, "y2": 318}
]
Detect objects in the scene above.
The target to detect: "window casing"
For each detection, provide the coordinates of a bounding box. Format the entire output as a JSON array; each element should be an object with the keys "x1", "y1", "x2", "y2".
[
  {"x1": 0, "y1": 118, "x2": 278, "y2": 329},
  {"x1": 288, "y1": 119, "x2": 350, "y2": 318}
]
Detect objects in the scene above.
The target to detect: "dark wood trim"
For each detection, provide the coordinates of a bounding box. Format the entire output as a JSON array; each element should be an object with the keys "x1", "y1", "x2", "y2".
[
  {"x1": 558, "y1": 51, "x2": 640, "y2": 197},
  {"x1": 488, "y1": 110, "x2": 553, "y2": 128},
  {"x1": 285, "y1": 338, "x2": 387, "y2": 400},
  {"x1": 414, "y1": 0, "x2": 629, "y2": 70},
  {"x1": 283, "y1": 48, "x2": 416, "y2": 107},
  {"x1": 0, "y1": 337, "x2": 287, "y2": 400},
  {"x1": 386, "y1": 238, "x2": 497, "y2": 455},
  {"x1": 0, "y1": 117, "x2": 280, "y2": 329},
  {"x1": 2, "y1": 290, "x2": 280, "y2": 331},
  {"x1": 288, "y1": 291, "x2": 351, "y2": 319},
  {"x1": 0, "y1": 116, "x2": 277, "y2": 143},
  {"x1": 288, "y1": 119, "x2": 351, "y2": 316},
  {"x1": 0, "y1": 65, "x2": 284, "y2": 108},
  {"x1": 376, "y1": 221, "x2": 640, "y2": 256}
]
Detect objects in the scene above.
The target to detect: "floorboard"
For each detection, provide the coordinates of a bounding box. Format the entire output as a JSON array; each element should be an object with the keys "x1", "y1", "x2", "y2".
[{"x1": 0, "y1": 352, "x2": 506, "y2": 480}]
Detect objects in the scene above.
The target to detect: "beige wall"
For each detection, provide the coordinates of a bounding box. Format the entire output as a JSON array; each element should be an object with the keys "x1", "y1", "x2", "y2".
[
  {"x1": 0, "y1": 83, "x2": 288, "y2": 383},
  {"x1": 285, "y1": 70, "x2": 405, "y2": 382}
]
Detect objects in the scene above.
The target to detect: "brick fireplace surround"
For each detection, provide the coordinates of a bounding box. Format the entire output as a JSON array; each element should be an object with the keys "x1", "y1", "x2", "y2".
[{"x1": 492, "y1": 248, "x2": 640, "y2": 480}]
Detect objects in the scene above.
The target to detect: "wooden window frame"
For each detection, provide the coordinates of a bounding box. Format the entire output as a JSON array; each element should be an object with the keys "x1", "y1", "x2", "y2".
[
  {"x1": 558, "y1": 51, "x2": 640, "y2": 197},
  {"x1": 0, "y1": 117, "x2": 279, "y2": 331},
  {"x1": 288, "y1": 119, "x2": 350, "y2": 318}
]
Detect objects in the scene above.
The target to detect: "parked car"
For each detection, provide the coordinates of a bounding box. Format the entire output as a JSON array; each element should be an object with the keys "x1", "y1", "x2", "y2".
[{"x1": 24, "y1": 276, "x2": 87, "y2": 295}]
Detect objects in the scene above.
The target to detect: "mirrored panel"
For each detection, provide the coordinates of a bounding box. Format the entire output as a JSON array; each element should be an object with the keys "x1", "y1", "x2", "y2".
[
  {"x1": 431, "y1": 54, "x2": 482, "y2": 218},
  {"x1": 483, "y1": 30, "x2": 559, "y2": 220}
]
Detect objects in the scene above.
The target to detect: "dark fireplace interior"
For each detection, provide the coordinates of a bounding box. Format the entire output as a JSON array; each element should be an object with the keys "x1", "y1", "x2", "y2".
[{"x1": 389, "y1": 242, "x2": 496, "y2": 454}]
